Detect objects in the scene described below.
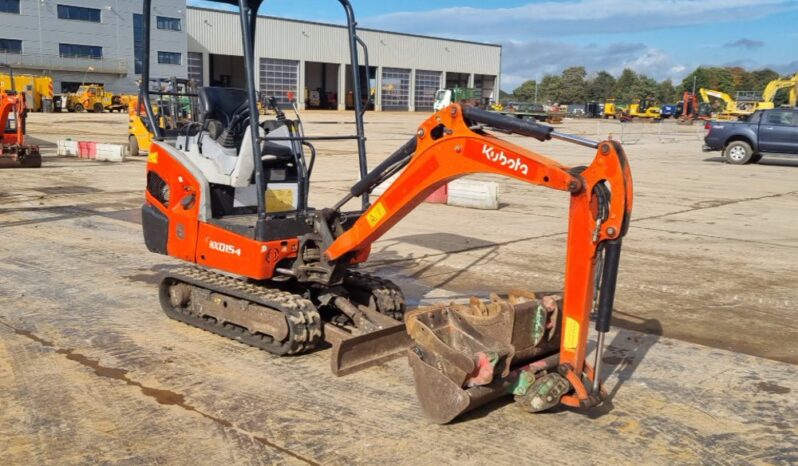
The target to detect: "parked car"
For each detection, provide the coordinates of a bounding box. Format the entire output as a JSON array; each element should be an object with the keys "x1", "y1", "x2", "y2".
[{"x1": 703, "y1": 108, "x2": 798, "y2": 164}]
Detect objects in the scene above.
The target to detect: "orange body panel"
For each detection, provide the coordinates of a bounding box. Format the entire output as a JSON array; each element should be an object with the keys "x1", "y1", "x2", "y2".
[
  {"x1": 0, "y1": 92, "x2": 25, "y2": 145},
  {"x1": 145, "y1": 142, "x2": 201, "y2": 262},
  {"x1": 195, "y1": 222, "x2": 299, "y2": 280},
  {"x1": 145, "y1": 141, "x2": 300, "y2": 280}
]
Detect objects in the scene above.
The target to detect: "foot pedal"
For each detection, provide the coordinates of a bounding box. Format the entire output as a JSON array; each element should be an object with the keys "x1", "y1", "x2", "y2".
[{"x1": 515, "y1": 372, "x2": 571, "y2": 413}]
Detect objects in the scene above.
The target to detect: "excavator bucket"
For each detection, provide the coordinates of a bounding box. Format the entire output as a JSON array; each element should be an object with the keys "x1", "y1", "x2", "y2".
[
  {"x1": 406, "y1": 292, "x2": 566, "y2": 424},
  {"x1": 0, "y1": 146, "x2": 41, "y2": 168}
]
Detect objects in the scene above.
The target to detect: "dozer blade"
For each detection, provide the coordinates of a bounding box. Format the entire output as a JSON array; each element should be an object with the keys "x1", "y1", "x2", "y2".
[{"x1": 325, "y1": 321, "x2": 411, "y2": 376}]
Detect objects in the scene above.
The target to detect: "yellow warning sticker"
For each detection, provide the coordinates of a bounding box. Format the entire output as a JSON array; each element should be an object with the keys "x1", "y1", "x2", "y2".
[
  {"x1": 147, "y1": 151, "x2": 158, "y2": 164},
  {"x1": 265, "y1": 189, "x2": 295, "y2": 213},
  {"x1": 366, "y1": 201, "x2": 387, "y2": 227},
  {"x1": 564, "y1": 317, "x2": 580, "y2": 351}
]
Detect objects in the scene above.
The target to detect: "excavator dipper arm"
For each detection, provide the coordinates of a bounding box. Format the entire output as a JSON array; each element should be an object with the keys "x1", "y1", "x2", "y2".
[{"x1": 325, "y1": 105, "x2": 633, "y2": 417}]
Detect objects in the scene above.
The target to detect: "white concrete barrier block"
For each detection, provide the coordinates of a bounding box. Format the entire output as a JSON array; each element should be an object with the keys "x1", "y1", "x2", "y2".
[
  {"x1": 446, "y1": 179, "x2": 500, "y2": 210},
  {"x1": 95, "y1": 143, "x2": 127, "y2": 162},
  {"x1": 57, "y1": 139, "x2": 79, "y2": 157}
]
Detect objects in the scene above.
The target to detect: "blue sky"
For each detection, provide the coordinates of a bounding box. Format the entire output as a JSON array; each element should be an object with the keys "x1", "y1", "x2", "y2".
[{"x1": 189, "y1": 0, "x2": 798, "y2": 91}]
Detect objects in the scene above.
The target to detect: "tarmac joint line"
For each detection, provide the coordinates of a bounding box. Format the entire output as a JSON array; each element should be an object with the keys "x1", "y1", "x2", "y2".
[{"x1": 0, "y1": 319, "x2": 321, "y2": 466}]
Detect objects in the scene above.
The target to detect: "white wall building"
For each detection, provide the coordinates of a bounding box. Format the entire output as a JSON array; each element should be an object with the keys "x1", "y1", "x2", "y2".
[
  {"x1": 0, "y1": 0, "x2": 187, "y2": 93},
  {"x1": 0, "y1": 2, "x2": 502, "y2": 110},
  {"x1": 185, "y1": 7, "x2": 502, "y2": 111}
]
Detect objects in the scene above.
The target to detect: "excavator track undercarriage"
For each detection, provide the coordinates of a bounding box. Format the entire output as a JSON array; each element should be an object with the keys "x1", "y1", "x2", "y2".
[
  {"x1": 160, "y1": 267, "x2": 324, "y2": 355},
  {"x1": 159, "y1": 267, "x2": 410, "y2": 374}
]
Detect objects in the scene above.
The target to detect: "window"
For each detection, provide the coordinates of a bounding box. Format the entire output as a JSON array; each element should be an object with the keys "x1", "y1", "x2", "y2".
[
  {"x1": 765, "y1": 110, "x2": 795, "y2": 126},
  {"x1": 133, "y1": 13, "x2": 143, "y2": 74},
  {"x1": 0, "y1": 0, "x2": 19, "y2": 14},
  {"x1": 381, "y1": 68, "x2": 411, "y2": 110},
  {"x1": 59, "y1": 43, "x2": 102, "y2": 59},
  {"x1": 187, "y1": 52, "x2": 203, "y2": 86},
  {"x1": 57, "y1": 4, "x2": 101, "y2": 22},
  {"x1": 61, "y1": 81, "x2": 86, "y2": 93},
  {"x1": 156, "y1": 16, "x2": 181, "y2": 31},
  {"x1": 259, "y1": 58, "x2": 299, "y2": 105},
  {"x1": 414, "y1": 70, "x2": 441, "y2": 110},
  {"x1": 0, "y1": 38, "x2": 21, "y2": 54},
  {"x1": 158, "y1": 51, "x2": 181, "y2": 65}
]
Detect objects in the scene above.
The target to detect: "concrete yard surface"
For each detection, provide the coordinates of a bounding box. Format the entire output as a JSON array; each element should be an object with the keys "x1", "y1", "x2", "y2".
[{"x1": 0, "y1": 112, "x2": 796, "y2": 464}]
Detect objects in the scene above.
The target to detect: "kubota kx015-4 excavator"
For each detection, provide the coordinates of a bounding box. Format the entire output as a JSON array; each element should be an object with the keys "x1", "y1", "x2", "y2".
[
  {"x1": 0, "y1": 64, "x2": 41, "y2": 169},
  {"x1": 140, "y1": 0, "x2": 633, "y2": 423}
]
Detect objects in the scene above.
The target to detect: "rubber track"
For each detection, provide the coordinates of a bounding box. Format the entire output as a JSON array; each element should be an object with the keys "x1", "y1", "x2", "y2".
[
  {"x1": 344, "y1": 271, "x2": 406, "y2": 321},
  {"x1": 160, "y1": 267, "x2": 323, "y2": 355}
]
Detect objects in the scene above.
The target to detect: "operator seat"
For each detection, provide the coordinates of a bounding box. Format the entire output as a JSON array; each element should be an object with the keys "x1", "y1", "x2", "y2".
[
  {"x1": 198, "y1": 86, "x2": 248, "y2": 130},
  {"x1": 194, "y1": 86, "x2": 297, "y2": 189}
]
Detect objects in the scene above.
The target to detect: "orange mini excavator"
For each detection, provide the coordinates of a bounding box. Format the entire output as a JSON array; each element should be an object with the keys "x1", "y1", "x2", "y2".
[
  {"x1": 141, "y1": 0, "x2": 633, "y2": 423},
  {"x1": 0, "y1": 64, "x2": 40, "y2": 169}
]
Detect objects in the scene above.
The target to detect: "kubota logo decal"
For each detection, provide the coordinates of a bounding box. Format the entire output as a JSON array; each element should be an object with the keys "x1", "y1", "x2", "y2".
[
  {"x1": 482, "y1": 144, "x2": 529, "y2": 175},
  {"x1": 209, "y1": 240, "x2": 241, "y2": 256}
]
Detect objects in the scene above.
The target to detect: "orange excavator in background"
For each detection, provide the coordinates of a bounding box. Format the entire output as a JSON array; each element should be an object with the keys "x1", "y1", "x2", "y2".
[
  {"x1": 140, "y1": 0, "x2": 633, "y2": 423},
  {"x1": 0, "y1": 64, "x2": 41, "y2": 168},
  {"x1": 677, "y1": 91, "x2": 703, "y2": 124}
]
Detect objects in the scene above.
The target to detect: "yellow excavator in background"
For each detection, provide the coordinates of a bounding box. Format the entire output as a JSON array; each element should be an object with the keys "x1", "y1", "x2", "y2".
[
  {"x1": 701, "y1": 74, "x2": 798, "y2": 120},
  {"x1": 699, "y1": 88, "x2": 750, "y2": 119},
  {"x1": 758, "y1": 73, "x2": 798, "y2": 109}
]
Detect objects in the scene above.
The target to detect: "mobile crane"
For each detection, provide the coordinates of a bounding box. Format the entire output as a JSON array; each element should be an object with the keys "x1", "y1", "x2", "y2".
[{"x1": 140, "y1": 0, "x2": 633, "y2": 423}]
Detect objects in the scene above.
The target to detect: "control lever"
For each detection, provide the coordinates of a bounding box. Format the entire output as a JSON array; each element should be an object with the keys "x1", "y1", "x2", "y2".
[{"x1": 269, "y1": 96, "x2": 286, "y2": 121}]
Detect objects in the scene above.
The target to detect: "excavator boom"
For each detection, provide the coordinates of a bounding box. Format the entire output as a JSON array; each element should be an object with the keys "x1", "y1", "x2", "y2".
[{"x1": 321, "y1": 105, "x2": 633, "y2": 421}]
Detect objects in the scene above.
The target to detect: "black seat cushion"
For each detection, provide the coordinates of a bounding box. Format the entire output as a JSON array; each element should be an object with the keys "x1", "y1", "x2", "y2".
[
  {"x1": 262, "y1": 141, "x2": 295, "y2": 160},
  {"x1": 198, "y1": 87, "x2": 248, "y2": 128}
]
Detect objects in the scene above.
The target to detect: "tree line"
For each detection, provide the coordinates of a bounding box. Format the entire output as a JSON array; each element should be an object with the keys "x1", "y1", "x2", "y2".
[{"x1": 505, "y1": 66, "x2": 791, "y2": 105}]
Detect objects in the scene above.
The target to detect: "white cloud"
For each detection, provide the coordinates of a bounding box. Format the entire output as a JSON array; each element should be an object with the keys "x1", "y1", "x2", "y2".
[
  {"x1": 500, "y1": 40, "x2": 689, "y2": 90},
  {"x1": 363, "y1": 0, "x2": 797, "y2": 40}
]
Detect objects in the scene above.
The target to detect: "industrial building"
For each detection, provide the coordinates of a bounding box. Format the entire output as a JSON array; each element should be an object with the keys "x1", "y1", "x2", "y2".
[
  {"x1": 185, "y1": 7, "x2": 502, "y2": 111},
  {"x1": 0, "y1": 1, "x2": 501, "y2": 110},
  {"x1": 0, "y1": 0, "x2": 186, "y2": 93}
]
